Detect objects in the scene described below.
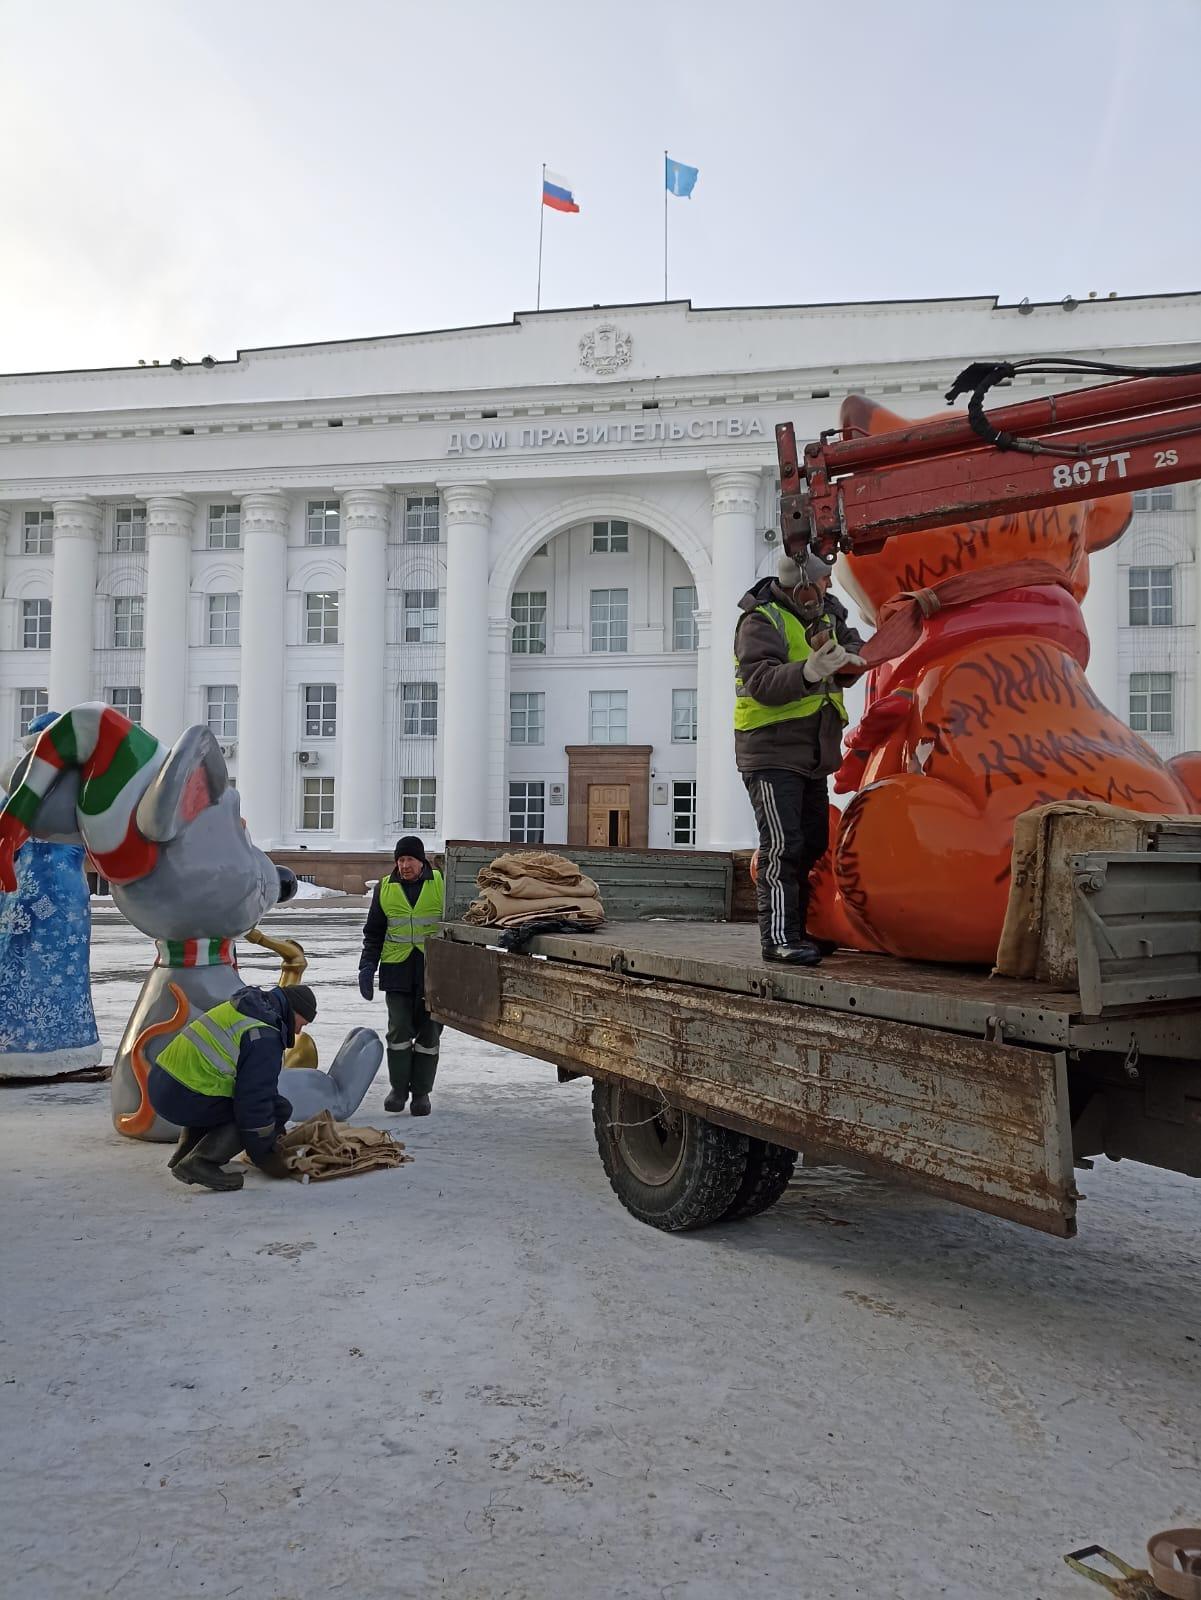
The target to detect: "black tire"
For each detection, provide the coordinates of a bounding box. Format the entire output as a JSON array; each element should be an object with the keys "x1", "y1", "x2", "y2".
[
  {"x1": 591, "y1": 1080, "x2": 749, "y2": 1232},
  {"x1": 720, "y1": 1138, "x2": 799, "y2": 1221}
]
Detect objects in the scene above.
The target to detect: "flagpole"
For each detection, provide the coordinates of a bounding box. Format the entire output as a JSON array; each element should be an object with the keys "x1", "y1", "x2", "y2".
[
  {"x1": 537, "y1": 163, "x2": 546, "y2": 311},
  {"x1": 663, "y1": 149, "x2": 668, "y2": 301}
]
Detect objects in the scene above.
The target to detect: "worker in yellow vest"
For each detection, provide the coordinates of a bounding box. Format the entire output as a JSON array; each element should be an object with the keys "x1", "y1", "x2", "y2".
[
  {"x1": 358, "y1": 836, "x2": 444, "y2": 1115},
  {"x1": 735, "y1": 552, "x2": 866, "y2": 966},
  {"x1": 149, "y1": 983, "x2": 317, "y2": 1191}
]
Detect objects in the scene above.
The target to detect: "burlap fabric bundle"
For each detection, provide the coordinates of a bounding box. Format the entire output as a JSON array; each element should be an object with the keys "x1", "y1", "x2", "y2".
[
  {"x1": 273, "y1": 1109, "x2": 412, "y2": 1182},
  {"x1": 463, "y1": 850, "x2": 605, "y2": 930}
]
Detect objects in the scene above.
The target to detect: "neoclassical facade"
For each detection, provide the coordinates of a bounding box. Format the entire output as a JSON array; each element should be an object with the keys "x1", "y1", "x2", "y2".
[{"x1": 1, "y1": 293, "x2": 1199, "y2": 855}]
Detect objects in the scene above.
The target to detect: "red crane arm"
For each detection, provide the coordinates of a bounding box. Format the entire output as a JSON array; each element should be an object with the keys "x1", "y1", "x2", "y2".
[{"x1": 778, "y1": 368, "x2": 1201, "y2": 560}]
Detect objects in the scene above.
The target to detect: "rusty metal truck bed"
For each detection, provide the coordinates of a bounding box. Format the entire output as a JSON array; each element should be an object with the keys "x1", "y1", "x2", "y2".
[{"x1": 427, "y1": 845, "x2": 1200, "y2": 1241}]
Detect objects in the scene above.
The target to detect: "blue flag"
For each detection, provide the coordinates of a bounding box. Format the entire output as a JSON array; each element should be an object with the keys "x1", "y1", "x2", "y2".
[{"x1": 665, "y1": 155, "x2": 699, "y2": 198}]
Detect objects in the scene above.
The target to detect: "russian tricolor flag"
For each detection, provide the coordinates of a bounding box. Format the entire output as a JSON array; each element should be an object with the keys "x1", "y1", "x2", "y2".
[{"x1": 542, "y1": 169, "x2": 579, "y2": 214}]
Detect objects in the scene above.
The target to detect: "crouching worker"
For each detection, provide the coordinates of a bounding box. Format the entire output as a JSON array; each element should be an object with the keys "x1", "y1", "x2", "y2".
[{"x1": 148, "y1": 984, "x2": 318, "y2": 1192}]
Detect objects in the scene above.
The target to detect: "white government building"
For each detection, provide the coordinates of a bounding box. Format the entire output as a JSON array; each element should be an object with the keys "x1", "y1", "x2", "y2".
[{"x1": 1, "y1": 292, "x2": 1199, "y2": 859}]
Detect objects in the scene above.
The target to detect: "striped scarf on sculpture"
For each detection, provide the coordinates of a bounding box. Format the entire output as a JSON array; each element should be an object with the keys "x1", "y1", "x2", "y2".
[{"x1": 0, "y1": 704, "x2": 167, "y2": 892}]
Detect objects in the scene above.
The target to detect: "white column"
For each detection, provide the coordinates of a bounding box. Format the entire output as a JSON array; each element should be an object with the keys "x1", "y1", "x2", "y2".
[
  {"x1": 338, "y1": 487, "x2": 391, "y2": 848},
  {"x1": 238, "y1": 491, "x2": 289, "y2": 846},
  {"x1": 142, "y1": 496, "x2": 195, "y2": 743},
  {"x1": 1193, "y1": 484, "x2": 1201, "y2": 749},
  {"x1": 694, "y1": 608, "x2": 713, "y2": 845},
  {"x1": 1081, "y1": 540, "x2": 1121, "y2": 716},
  {"x1": 49, "y1": 499, "x2": 101, "y2": 710},
  {"x1": 0, "y1": 507, "x2": 10, "y2": 608},
  {"x1": 706, "y1": 469, "x2": 760, "y2": 849},
  {"x1": 439, "y1": 483, "x2": 492, "y2": 841},
  {"x1": 486, "y1": 614, "x2": 511, "y2": 843}
]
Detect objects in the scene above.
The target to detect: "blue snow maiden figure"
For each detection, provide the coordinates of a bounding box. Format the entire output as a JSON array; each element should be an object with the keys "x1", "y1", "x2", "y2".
[{"x1": 0, "y1": 711, "x2": 102, "y2": 1077}]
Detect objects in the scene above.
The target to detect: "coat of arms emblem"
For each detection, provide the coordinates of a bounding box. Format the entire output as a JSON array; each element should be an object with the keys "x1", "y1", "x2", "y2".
[{"x1": 579, "y1": 323, "x2": 632, "y2": 376}]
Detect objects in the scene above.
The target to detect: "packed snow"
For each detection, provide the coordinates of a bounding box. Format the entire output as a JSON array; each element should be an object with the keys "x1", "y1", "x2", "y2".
[{"x1": 0, "y1": 904, "x2": 1197, "y2": 1598}]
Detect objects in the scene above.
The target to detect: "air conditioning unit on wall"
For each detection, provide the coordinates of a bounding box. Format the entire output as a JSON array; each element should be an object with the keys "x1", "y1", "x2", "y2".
[{"x1": 297, "y1": 750, "x2": 319, "y2": 767}]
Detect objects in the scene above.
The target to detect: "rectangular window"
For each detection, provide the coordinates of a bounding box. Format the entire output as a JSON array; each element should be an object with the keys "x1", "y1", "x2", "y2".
[
  {"x1": 590, "y1": 588, "x2": 629, "y2": 653},
  {"x1": 402, "y1": 681, "x2": 438, "y2": 736},
  {"x1": 403, "y1": 589, "x2": 438, "y2": 644},
  {"x1": 672, "y1": 585, "x2": 699, "y2": 651},
  {"x1": 17, "y1": 688, "x2": 48, "y2": 736},
  {"x1": 672, "y1": 781, "x2": 697, "y2": 846},
  {"x1": 206, "y1": 592, "x2": 241, "y2": 646},
  {"x1": 401, "y1": 777, "x2": 437, "y2": 831},
  {"x1": 23, "y1": 510, "x2": 53, "y2": 554},
  {"x1": 508, "y1": 781, "x2": 546, "y2": 845},
  {"x1": 589, "y1": 690, "x2": 628, "y2": 744},
  {"x1": 205, "y1": 685, "x2": 239, "y2": 739},
  {"x1": 305, "y1": 590, "x2": 339, "y2": 644},
  {"x1": 108, "y1": 686, "x2": 142, "y2": 723},
  {"x1": 22, "y1": 599, "x2": 51, "y2": 650},
  {"x1": 1128, "y1": 566, "x2": 1174, "y2": 627},
  {"x1": 112, "y1": 596, "x2": 145, "y2": 650},
  {"x1": 1129, "y1": 671, "x2": 1174, "y2": 734},
  {"x1": 511, "y1": 590, "x2": 547, "y2": 655},
  {"x1": 404, "y1": 495, "x2": 440, "y2": 544},
  {"x1": 305, "y1": 499, "x2": 341, "y2": 546},
  {"x1": 1132, "y1": 487, "x2": 1176, "y2": 512},
  {"x1": 592, "y1": 519, "x2": 630, "y2": 554},
  {"x1": 207, "y1": 503, "x2": 241, "y2": 549},
  {"x1": 113, "y1": 505, "x2": 147, "y2": 553},
  {"x1": 301, "y1": 776, "x2": 336, "y2": 830},
  {"x1": 509, "y1": 690, "x2": 545, "y2": 745},
  {"x1": 671, "y1": 688, "x2": 698, "y2": 743},
  {"x1": 303, "y1": 684, "x2": 338, "y2": 739}
]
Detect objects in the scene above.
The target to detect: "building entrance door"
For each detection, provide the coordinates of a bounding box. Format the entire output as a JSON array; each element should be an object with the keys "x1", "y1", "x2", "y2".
[
  {"x1": 587, "y1": 784, "x2": 631, "y2": 847},
  {"x1": 566, "y1": 744, "x2": 652, "y2": 847}
]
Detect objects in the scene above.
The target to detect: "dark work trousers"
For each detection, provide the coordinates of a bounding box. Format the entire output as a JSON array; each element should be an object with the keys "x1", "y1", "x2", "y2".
[
  {"x1": 742, "y1": 768, "x2": 831, "y2": 951},
  {"x1": 384, "y1": 991, "x2": 443, "y2": 1098}
]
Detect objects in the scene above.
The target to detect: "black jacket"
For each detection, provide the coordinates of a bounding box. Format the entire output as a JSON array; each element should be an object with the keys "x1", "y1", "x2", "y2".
[
  {"x1": 147, "y1": 985, "x2": 294, "y2": 1167},
  {"x1": 226, "y1": 986, "x2": 295, "y2": 1158},
  {"x1": 734, "y1": 579, "x2": 865, "y2": 779},
  {"x1": 359, "y1": 866, "x2": 433, "y2": 994}
]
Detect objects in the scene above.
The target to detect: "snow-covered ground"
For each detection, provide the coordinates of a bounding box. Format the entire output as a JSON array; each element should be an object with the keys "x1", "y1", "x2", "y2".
[{"x1": 1, "y1": 907, "x2": 1198, "y2": 1599}]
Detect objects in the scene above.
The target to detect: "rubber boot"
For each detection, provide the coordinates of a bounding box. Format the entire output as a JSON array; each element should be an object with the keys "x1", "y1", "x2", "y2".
[
  {"x1": 384, "y1": 1090, "x2": 408, "y2": 1113},
  {"x1": 167, "y1": 1127, "x2": 205, "y2": 1170},
  {"x1": 173, "y1": 1123, "x2": 245, "y2": 1192},
  {"x1": 409, "y1": 1093, "x2": 431, "y2": 1116}
]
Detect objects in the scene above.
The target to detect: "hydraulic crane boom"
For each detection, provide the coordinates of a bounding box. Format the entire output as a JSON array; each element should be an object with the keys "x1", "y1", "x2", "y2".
[{"x1": 778, "y1": 361, "x2": 1201, "y2": 561}]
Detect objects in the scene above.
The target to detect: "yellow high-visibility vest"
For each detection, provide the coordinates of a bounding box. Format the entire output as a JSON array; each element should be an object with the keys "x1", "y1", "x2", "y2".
[
  {"x1": 380, "y1": 870, "x2": 444, "y2": 964},
  {"x1": 734, "y1": 602, "x2": 848, "y2": 731},
  {"x1": 157, "y1": 1000, "x2": 275, "y2": 1099}
]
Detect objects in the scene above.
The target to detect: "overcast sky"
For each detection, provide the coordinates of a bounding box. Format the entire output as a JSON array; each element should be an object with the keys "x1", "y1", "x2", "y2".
[{"x1": 2, "y1": 0, "x2": 1199, "y2": 375}]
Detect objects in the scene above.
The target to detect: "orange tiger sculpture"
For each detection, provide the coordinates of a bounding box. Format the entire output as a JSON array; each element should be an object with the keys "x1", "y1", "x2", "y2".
[{"x1": 807, "y1": 395, "x2": 1201, "y2": 965}]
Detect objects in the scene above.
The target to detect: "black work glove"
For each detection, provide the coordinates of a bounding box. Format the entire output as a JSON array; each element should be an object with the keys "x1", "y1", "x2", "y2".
[
  {"x1": 358, "y1": 969, "x2": 374, "y2": 1002},
  {"x1": 256, "y1": 1149, "x2": 292, "y2": 1181}
]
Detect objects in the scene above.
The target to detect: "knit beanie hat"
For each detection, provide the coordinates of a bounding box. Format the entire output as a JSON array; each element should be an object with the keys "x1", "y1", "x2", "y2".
[
  {"x1": 394, "y1": 835, "x2": 427, "y2": 863},
  {"x1": 285, "y1": 984, "x2": 318, "y2": 1023},
  {"x1": 0, "y1": 703, "x2": 168, "y2": 893},
  {"x1": 778, "y1": 550, "x2": 835, "y2": 590}
]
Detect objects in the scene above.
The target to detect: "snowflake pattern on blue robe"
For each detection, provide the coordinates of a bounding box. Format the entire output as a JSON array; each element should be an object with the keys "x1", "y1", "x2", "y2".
[{"x1": 0, "y1": 838, "x2": 101, "y2": 1074}]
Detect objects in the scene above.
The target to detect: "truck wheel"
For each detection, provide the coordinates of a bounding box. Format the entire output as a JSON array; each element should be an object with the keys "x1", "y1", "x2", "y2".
[
  {"x1": 720, "y1": 1139, "x2": 798, "y2": 1221},
  {"x1": 591, "y1": 1080, "x2": 749, "y2": 1231}
]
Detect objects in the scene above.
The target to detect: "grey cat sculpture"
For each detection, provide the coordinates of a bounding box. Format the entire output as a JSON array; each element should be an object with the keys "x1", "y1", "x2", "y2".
[{"x1": 0, "y1": 702, "x2": 381, "y2": 1140}]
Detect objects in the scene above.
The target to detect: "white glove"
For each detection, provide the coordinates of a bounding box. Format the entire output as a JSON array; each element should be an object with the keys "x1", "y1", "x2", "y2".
[{"x1": 802, "y1": 638, "x2": 867, "y2": 685}]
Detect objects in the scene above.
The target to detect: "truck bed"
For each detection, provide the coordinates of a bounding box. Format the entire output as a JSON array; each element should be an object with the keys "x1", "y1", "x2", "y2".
[{"x1": 439, "y1": 920, "x2": 1197, "y2": 1059}]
